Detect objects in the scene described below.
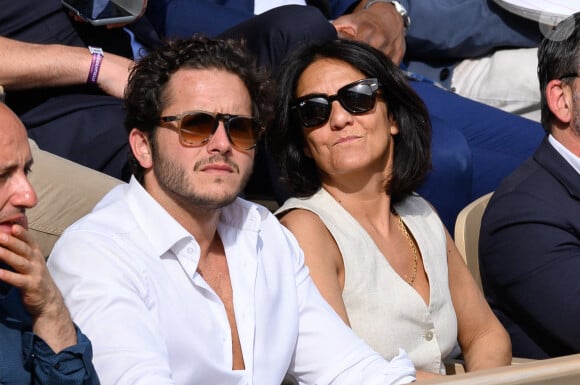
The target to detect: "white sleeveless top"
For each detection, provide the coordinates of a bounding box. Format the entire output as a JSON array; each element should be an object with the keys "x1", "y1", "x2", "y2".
[{"x1": 277, "y1": 188, "x2": 459, "y2": 374}]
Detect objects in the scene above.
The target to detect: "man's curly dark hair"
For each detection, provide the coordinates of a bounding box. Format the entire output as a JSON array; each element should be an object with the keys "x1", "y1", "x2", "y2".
[{"x1": 124, "y1": 35, "x2": 272, "y2": 183}]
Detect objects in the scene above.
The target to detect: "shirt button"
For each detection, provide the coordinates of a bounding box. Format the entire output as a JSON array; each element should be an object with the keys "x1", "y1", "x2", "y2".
[
  {"x1": 425, "y1": 331, "x2": 434, "y2": 341},
  {"x1": 187, "y1": 247, "x2": 194, "y2": 253}
]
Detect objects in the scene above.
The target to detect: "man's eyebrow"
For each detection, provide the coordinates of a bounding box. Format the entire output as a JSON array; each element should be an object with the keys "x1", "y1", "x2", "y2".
[
  {"x1": 0, "y1": 163, "x2": 17, "y2": 174},
  {"x1": 0, "y1": 158, "x2": 34, "y2": 173}
]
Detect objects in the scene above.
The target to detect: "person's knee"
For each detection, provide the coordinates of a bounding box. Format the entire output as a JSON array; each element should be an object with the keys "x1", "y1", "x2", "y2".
[
  {"x1": 266, "y1": 5, "x2": 335, "y2": 39},
  {"x1": 221, "y1": 5, "x2": 336, "y2": 69}
]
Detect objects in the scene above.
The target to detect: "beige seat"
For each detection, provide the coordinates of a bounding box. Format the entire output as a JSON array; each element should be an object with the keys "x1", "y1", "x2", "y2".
[
  {"x1": 1, "y1": 84, "x2": 122, "y2": 258},
  {"x1": 453, "y1": 192, "x2": 536, "y2": 367},
  {"x1": 419, "y1": 353, "x2": 580, "y2": 385},
  {"x1": 454, "y1": 192, "x2": 493, "y2": 289}
]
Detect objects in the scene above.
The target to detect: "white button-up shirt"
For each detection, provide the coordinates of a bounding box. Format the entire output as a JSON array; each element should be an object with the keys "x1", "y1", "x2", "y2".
[
  {"x1": 254, "y1": 0, "x2": 306, "y2": 15},
  {"x1": 48, "y1": 177, "x2": 415, "y2": 385},
  {"x1": 549, "y1": 134, "x2": 580, "y2": 175}
]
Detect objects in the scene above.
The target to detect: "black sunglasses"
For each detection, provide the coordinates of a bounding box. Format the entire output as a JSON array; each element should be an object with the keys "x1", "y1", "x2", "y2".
[
  {"x1": 292, "y1": 78, "x2": 381, "y2": 128},
  {"x1": 160, "y1": 110, "x2": 263, "y2": 150}
]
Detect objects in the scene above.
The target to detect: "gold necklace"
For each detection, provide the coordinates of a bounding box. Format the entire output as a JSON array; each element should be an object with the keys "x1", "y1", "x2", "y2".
[{"x1": 393, "y1": 209, "x2": 418, "y2": 286}]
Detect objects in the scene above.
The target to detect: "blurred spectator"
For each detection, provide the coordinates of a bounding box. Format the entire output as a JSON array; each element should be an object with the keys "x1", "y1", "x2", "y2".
[
  {"x1": 0, "y1": 0, "x2": 161, "y2": 180},
  {"x1": 147, "y1": 0, "x2": 543, "y2": 120},
  {"x1": 480, "y1": 12, "x2": 580, "y2": 359},
  {"x1": 0, "y1": 102, "x2": 99, "y2": 385}
]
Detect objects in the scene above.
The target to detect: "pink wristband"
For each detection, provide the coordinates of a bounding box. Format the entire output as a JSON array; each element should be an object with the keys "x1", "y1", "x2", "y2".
[{"x1": 87, "y1": 46, "x2": 104, "y2": 85}]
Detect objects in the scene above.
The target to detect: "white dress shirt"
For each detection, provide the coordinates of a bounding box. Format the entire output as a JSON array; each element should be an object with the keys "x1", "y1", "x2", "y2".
[
  {"x1": 549, "y1": 134, "x2": 580, "y2": 175},
  {"x1": 254, "y1": 0, "x2": 306, "y2": 15},
  {"x1": 48, "y1": 177, "x2": 415, "y2": 385}
]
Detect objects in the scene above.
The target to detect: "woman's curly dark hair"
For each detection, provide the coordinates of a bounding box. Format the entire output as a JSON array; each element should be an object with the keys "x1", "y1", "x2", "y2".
[
  {"x1": 124, "y1": 35, "x2": 273, "y2": 183},
  {"x1": 266, "y1": 39, "x2": 431, "y2": 204}
]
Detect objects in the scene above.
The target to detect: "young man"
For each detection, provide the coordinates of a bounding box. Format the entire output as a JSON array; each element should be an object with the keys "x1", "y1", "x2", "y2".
[
  {"x1": 0, "y1": 102, "x2": 99, "y2": 384},
  {"x1": 47, "y1": 36, "x2": 417, "y2": 385},
  {"x1": 479, "y1": 13, "x2": 580, "y2": 359}
]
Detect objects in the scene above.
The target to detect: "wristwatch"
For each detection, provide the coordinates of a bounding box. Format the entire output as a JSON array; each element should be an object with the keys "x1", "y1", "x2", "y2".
[{"x1": 363, "y1": 0, "x2": 411, "y2": 31}]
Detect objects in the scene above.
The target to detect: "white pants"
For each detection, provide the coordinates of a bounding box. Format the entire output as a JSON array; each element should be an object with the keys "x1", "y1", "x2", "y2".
[{"x1": 452, "y1": 47, "x2": 541, "y2": 122}]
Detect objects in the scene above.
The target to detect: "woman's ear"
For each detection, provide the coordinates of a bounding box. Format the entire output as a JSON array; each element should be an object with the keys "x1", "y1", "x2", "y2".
[
  {"x1": 546, "y1": 78, "x2": 573, "y2": 124},
  {"x1": 129, "y1": 128, "x2": 153, "y2": 169},
  {"x1": 388, "y1": 115, "x2": 400, "y2": 136}
]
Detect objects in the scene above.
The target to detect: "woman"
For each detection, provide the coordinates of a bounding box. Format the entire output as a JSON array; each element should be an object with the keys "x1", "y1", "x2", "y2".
[{"x1": 267, "y1": 39, "x2": 511, "y2": 375}]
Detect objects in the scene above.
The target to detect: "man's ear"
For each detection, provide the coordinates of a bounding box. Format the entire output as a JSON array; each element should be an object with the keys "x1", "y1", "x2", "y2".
[
  {"x1": 129, "y1": 128, "x2": 153, "y2": 169},
  {"x1": 546, "y1": 79, "x2": 573, "y2": 124},
  {"x1": 333, "y1": 22, "x2": 357, "y2": 40}
]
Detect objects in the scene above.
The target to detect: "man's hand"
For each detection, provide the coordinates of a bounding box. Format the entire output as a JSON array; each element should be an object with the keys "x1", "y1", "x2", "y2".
[
  {"x1": 332, "y1": 1, "x2": 406, "y2": 65},
  {"x1": 0, "y1": 225, "x2": 77, "y2": 353}
]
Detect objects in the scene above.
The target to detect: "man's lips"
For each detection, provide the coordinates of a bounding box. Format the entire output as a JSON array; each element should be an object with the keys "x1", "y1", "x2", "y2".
[
  {"x1": 194, "y1": 155, "x2": 240, "y2": 173},
  {"x1": 0, "y1": 215, "x2": 28, "y2": 233},
  {"x1": 200, "y1": 163, "x2": 234, "y2": 173}
]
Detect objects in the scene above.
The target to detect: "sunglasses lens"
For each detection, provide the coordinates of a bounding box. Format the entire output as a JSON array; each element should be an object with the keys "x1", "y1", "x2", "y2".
[
  {"x1": 179, "y1": 112, "x2": 216, "y2": 145},
  {"x1": 339, "y1": 83, "x2": 377, "y2": 113},
  {"x1": 297, "y1": 97, "x2": 330, "y2": 127},
  {"x1": 228, "y1": 116, "x2": 260, "y2": 149},
  {"x1": 294, "y1": 79, "x2": 379, "y2": 127}
]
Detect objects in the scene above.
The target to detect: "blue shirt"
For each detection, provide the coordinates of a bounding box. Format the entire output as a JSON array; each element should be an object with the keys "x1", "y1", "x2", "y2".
[{"x1": 0, "y1": 286, "x2": 99, "y2": 385}]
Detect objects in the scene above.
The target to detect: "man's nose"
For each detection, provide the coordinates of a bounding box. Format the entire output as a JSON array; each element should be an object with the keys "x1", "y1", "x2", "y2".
[
  {"x1": 206, "y1": 122, "x2": 233, "y2": 153},
  {"x1": 11, "y1": 175, "x2": 38, "y2": 209}
]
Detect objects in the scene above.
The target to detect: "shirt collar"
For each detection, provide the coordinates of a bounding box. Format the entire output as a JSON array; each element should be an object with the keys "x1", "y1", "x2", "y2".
[
  {"x1": 125, "y1": 176, "x2": 271, "y2": 259},
  {"x1": 126, "y1": 177, "x2": 192, "y2": 259},
  {"x1": 548, "y1": 134, "x2": 580, "y2": 175}
]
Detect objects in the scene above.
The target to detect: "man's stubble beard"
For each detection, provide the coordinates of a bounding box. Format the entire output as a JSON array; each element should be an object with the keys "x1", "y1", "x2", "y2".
[{"x1": 152, "y1": 145, "x2": 253, "y2": 210}]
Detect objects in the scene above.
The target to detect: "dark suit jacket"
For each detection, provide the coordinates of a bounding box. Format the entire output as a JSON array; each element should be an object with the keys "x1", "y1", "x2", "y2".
[{"x1": 479, "y1": 137, "x2": 580, "y2": 358}]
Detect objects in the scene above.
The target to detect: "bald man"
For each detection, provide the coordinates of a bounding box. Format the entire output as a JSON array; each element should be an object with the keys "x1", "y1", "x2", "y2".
[{"x1": 0, "y1": 103, "x2": 99, "y2": 384}]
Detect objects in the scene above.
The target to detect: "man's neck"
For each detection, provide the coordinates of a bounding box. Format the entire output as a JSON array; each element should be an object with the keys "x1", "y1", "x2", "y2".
[{"x1": 143, "y1": 178, "x2": 223, "y2": 250}]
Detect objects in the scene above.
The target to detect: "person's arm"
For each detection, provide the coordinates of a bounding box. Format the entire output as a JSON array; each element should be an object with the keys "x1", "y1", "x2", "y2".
[
  {"x1": 400, "y1": 0, "x2": 541, "y2": 60},
  {"x1": 446, "y1": 229, "x2": 512, "y2": 371},
  {"x1": 329, "y1": 0, "x2": 541, "y2": 63},
  {"x1": 279, "y1": 226, "x2": 416, "y2": 385},
  {"x1": 47, "y1": 230, "x2": 178, "y2": 385},
  {"x1": 280, "y1": 209, "x2": 351, "y2": 324},
  {"x1": 0, "y1": 36, "x2": 133, "y2": 98},
  {"x1": 24, "y1": 326, "x2": 99, "y2": 385},
  {"x1": 400, "y1": 0, "x2": 542, "y2": 59},
  {"x1": 0, "y1": 225, "x2": 99, "y2": 384},
  {"x1": 331, "y1": 0, "x2": 407, "y2": 64},
  {"x1": 480, "y1": 191, "x2": 580, "y2": 354},
  {"x1": 280, "y1": 209, "x2": 439, "y2": 381}
]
